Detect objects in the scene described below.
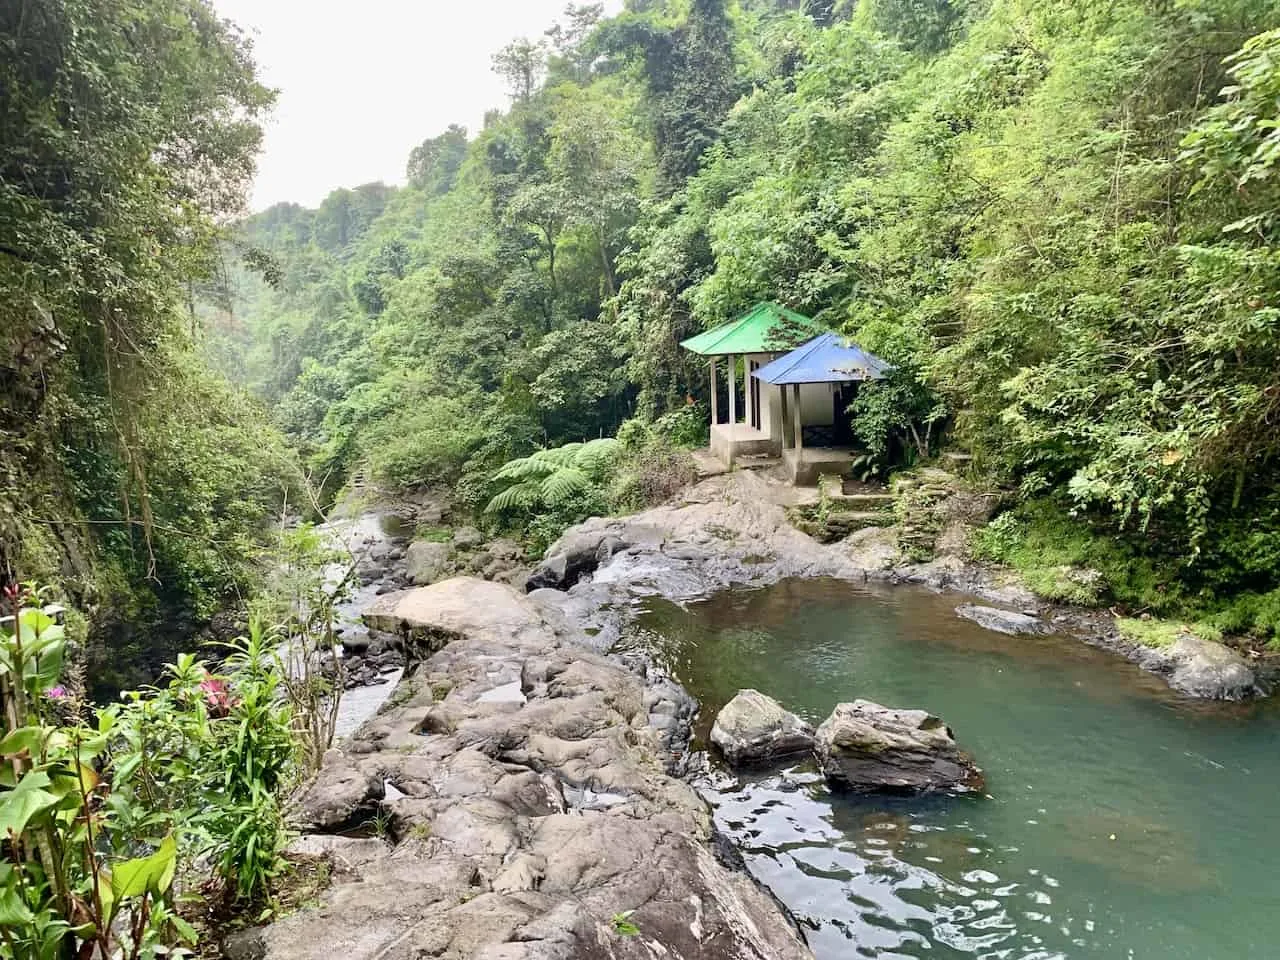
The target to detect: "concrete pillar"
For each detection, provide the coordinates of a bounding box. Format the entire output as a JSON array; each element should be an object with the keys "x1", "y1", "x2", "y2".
[
  {"x1": 709, "y1": 358, "x2": 718, "y2": 427},
  {"x1": 728, "y1": 355, "x2": 737, "y2": 428},
  {"x1": 792, "y1": 383, "x2": 803, "y2": 451},
  {"x1": 779, "y1": 384, "x2": 790, "y2": 448},
  {"x1": 727, "y1": 355, "x2": 737, "y2": 467}
]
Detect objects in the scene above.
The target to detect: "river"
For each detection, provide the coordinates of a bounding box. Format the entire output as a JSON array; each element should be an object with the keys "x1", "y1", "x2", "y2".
[{"x1": 620, "y1": 577, "x2": 1279, "y2": 959}]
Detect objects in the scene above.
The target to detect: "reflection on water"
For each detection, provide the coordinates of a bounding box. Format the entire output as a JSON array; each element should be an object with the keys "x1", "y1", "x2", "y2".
[{"x1": 621, "y1": 579, "x2": 1280, "y2": 959}]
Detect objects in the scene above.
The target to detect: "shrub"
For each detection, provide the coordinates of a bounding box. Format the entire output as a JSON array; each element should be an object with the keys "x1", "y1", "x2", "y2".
[
  {"x1": 0, "y1": 586, "x2": 195, "y2": 959},
  {"x1": 485, "y1": 439, "x2": 621, "y2": 516},
  {"x1": 610, "y1": 441, "x2": 699, "y2": 512},
  {"x1": 112, "y1": 622, "x2": 297, "y2": 908},
  {"x1": 651, "y1": 405, "x2": 709, "y2": 448},
  {"x1": 969, "y1": 499, "x2": 1175, "y2": 612},
  {"x1": 1116, "y1": 618, "x2": 1222, "y2": 649}
]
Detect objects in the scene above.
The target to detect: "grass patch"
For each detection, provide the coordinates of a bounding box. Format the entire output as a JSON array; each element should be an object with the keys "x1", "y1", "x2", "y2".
[
  {"x1": 415, "y1": 525, "x2": 453, "y2": 542},
  {"x1": 1116, "y1": 618, "x2": 1222, "y2": 649}
]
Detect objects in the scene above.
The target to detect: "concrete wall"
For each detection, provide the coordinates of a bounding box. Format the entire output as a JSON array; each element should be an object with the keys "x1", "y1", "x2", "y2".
[
  {"x1": 800, "y1": 382, "x2": 835, "y2": 426},
  {"x1": 746, "y1": 353, "x2": 779, "y2": 440}
]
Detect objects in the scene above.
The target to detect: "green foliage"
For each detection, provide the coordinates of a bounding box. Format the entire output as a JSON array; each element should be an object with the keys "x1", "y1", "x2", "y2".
[
  {"x1": 0, "y1": 586, "x2": 191, "y2": 959},
  {"x1": 651, "y1": 405, "x2": 710, "y2": 449},
  {"x1": 486, "y1": 439, "x2": 621, "y2": 515},
  {"x1": 970, "y1": 501, "x2": 1178, "y2": 611},
  {"x1": 199, "y1": 0, "x2": 1280, "y2": 644},
  {"x1": 1, "y1": 0, "x2": 301, "y2": 688},
  {"x1": 111, "y1": 622, "x2": 297, "y2": 907},
  {"x1": 611, "y1": 910, "x2": 641, "y2": 936},
  {"x1": 610, "y1": 438, "x2": 700, "y2": 514},
  {"x1": 1116, "y1": 618, "x2": 1222, "y2": 650}
]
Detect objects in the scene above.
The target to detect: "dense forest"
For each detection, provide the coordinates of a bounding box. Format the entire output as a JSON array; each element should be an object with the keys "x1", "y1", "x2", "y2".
[
  {"x1": 1, "y1": 0, "x2": 301, "y2": 691},
  {"x1": 6, "y1": 0, "x2": 1280, "y2": 685},
  {"x1": 207, "y1": 0, "x2": 1280, "y2": 640}
]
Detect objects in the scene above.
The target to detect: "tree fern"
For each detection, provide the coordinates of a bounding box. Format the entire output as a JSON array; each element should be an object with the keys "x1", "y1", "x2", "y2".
[{"x1": 485, "y1": 439, "x2": 621, "y2": 514}]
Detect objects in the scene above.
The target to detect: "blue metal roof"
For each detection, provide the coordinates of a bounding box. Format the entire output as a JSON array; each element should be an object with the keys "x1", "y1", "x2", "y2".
[{"x1": 751, "y1": 332, "x2": 891, "y2": 385}]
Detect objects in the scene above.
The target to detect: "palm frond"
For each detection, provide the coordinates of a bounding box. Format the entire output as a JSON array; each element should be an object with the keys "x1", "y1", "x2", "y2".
[
  {"x1": 573, "y1": 437, "x2": 621, "y2": 478},
  {"x1": 531, "y1": 443, "x2": 582, "y2": 467}
]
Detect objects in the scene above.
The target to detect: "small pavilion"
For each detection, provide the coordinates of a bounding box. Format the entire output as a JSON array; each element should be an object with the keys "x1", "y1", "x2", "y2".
[
  {"x1": 680, "y1": 303, "x2": 826, "y2": 467},
  {"x1": 752, "y1": 332, "x2": 891, "y2": 484}
]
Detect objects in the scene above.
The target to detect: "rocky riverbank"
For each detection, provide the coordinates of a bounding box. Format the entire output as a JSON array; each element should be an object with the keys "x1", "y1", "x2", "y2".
[
  {"x1": 526, "y1": 470, "x2": 1268, "y2": 701},
  {"x1": 232, "y1": 578, "x2": 812, "y2": 960}
]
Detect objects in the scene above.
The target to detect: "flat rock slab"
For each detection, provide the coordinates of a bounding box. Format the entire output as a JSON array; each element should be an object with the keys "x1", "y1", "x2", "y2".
[
  {"x1": 710, "y1": 689, "x2": 815, "y2": 766},
  {"x1": 955, "y1": 603, "x2": 1047, "y2": 636},
  {"x1": 249, "y1": 578, "x2": 811, "y2": 960},
  {"x1": 815, "y1": 699, "x2": 984, "y2": 795}
]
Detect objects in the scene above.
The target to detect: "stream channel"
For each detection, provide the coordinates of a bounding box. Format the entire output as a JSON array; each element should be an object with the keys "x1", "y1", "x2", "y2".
[{"x1": 618, "y1": 577, "x2": 1280, "y2": 960}]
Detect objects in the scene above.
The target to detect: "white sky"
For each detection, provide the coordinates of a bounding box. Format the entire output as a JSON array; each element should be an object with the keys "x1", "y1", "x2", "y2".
[{"x1": 212, "y1": 0, "x2": 625, "y2": 211}]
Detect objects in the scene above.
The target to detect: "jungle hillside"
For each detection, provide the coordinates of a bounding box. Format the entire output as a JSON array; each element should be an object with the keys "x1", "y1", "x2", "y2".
[
  {"x1": 9, "y1": 0, "x2": 1280, "y2": 684},
  {"x1": 206, "y1": 0, "x2": 1280, "y2": 643}
]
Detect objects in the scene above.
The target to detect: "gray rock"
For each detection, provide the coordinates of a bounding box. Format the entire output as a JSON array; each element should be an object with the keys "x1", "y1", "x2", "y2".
[
  {"x1": 453, "y1": 525, "x2": 486, "y2": 550},
  {"x1": 222, "y1": 927, "x2": 266, "y2": 960},
  {"x1": 291, "y1": 749, "x2": 384, "y2": 830},
  {"x1": 405, "y1": 539, "x2": 452, "y2": 585},
  {"x1": 252, "y1": 579, "x2": 812, "y2": 960},
  {"x1": 814, "y1": 699, "x2": 984, "y2": 794},
  {"x1": 285, "y1": 835, "x2": 391, "y2": 870},
  {"x1": 955, "y1": 603, "x2": 1047, "y2": 636},
  {"x1": 710, "y1": 689, "x2": 815, "y2": 766},
  {"x1": 1134, "y1": 632, "x2": 1258, "y2": 701},
  {"x1": 526, "y1": 526, "x2": 622, "y2": 591}
]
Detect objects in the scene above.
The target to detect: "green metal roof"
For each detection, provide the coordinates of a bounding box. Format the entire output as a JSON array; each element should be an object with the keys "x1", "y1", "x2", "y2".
[{"x1": 680, "y1": 302, "x2": 827, "y2": 356}]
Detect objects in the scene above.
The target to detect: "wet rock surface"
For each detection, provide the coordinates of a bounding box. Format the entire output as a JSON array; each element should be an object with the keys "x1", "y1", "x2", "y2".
[
  {"x1": 710, "y1": 689, "x2": 815, "y2": 767},
  {"x1": 255, "y1": 579, "x2": 812, "y2": 960},
  {"x1": 814, "y1": 700, "x2": 984, "y2": 795},
  {"x1": 955, "y1": 604, "x2": 1047, "y2": 636}
]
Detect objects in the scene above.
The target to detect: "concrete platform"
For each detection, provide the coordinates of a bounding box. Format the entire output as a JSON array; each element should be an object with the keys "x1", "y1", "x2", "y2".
[
  {"x1": 709, "y1": 422, "x2": 780, "y2": 467},
  {"x1": 782, "y1": 446, "x2": 857, "y2": 486}
]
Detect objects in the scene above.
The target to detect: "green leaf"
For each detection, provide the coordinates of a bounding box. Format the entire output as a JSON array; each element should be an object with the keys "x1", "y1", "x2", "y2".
[
  {"x1": 0, "y1": 726, "x2": 46, "y2": 761},
  {"x1": 0, "y1": 886, "x2": 33, "y2": 926},
  {"x1": 0, "y1": 771, "x2": 59, "y2": 837},
  {"x1": 110, "y1": 834, "x2": 178, "y2": 902}
]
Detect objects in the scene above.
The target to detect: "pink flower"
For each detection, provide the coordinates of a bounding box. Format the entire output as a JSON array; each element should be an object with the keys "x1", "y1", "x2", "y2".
[
  {"x1": 46, "y1": 686, "x2": 68, "y2": 700},
  {"x1": 198, "y1": 676, "x2": 236, "y2": 717}
]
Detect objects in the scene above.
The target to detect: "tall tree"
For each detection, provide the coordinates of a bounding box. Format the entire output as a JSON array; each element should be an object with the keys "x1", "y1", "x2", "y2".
[
  {"x1": 407, "y1": 124, "x2": 470, "y2": 194},
  {"x1": 493, "y1": 38, "x2": 549, "y2": 103}
]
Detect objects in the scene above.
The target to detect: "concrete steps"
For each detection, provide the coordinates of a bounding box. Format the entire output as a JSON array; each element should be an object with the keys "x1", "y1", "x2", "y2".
[{"x1": 834, "y1": 493, "x2": 895, "y2": 509}]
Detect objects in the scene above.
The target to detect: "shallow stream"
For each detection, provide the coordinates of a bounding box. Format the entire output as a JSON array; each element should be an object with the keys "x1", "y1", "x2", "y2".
[{"x1": 620, "y1": 578, "x2": 1279, "y2": 959}]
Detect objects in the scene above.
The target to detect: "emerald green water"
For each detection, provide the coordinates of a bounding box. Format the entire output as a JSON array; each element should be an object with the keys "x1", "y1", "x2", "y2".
[{"x1": 621, "y1": 578, "x2": 1280, "y2": 960}]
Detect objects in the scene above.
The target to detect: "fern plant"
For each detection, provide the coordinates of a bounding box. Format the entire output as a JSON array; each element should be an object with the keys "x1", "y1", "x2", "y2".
[{"x1": 485, "y1": 439, "x2": 621, "y2": 514}]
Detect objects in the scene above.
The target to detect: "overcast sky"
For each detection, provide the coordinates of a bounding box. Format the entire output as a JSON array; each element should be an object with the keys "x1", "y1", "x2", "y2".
[{"x1": 212, "y1": 0, "x2": 624, "y2": 211}]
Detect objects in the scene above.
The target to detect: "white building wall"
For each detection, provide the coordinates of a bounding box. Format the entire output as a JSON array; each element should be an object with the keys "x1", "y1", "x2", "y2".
[
  {"x1": 799, "y1": 382, "x2": 835, "y2": 426},
  {"x1": 746, "y1": 353, "x2": 781, "y2": 440}
]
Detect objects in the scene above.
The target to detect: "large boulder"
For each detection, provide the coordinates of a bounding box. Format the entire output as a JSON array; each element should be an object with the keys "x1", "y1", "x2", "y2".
[
  {"x1": 955, "y1": 603, "x2": 1047, "y2": 636},
  {"x1": 452, "y1": 525, "x2": 486, "y2": 550},
  {"x1": 292, "y1": 749, "x2": 384, "y2": 830},
  {"x1": 814, "y1": 699, "x2": 984, "y2": 794},
  {"x1": 710, "y1": 689, "x2": 815, "y2": 766},
  {"x1": 1132, "y1": 632, "x2": 1258, "y2": 701},
  {"x1": 405, "y1": 539, "x2": 452, "y2": 585},
  {"x1": 526, "y1": 526, "x2": 627, "y2": 591}
]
